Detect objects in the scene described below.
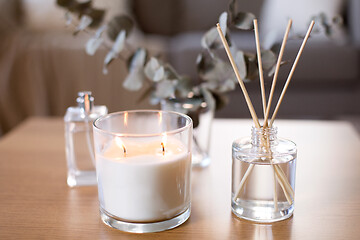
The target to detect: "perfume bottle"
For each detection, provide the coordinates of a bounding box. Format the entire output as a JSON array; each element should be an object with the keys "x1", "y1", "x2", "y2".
[
  {"x1": 231, "y1": 126, "x2": 297, "y2": 222},
  {"x1": 64, "y1": 91, "x2": 108, "y2": 187}
]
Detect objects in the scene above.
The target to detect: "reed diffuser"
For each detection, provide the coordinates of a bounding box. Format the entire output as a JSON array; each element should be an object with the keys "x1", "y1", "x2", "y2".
[{"x1": 216, "y1": 19, "x2": 314, "y2": 222}]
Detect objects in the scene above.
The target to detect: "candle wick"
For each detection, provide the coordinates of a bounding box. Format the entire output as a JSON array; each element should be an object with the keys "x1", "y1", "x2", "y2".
[
  {"x1": 123, "y1": 145, "x2": 127, "y2": 157},
  {"x1": 161, "y1": 142, "x2": 165, "y2": 156}
]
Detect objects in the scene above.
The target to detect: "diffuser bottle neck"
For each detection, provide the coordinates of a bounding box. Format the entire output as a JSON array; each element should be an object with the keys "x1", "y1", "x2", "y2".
[
  {"x1": 251, "y1": 126, "x2": 278, "y2": 148},
  {"x1": 77, "y1": 91, "x2": 94, "y2": 116}
]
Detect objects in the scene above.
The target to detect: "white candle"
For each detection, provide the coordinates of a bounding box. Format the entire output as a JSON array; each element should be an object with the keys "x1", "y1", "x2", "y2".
[{"x1": 96, "y1": 136, "x2": 191, "y2": 222}]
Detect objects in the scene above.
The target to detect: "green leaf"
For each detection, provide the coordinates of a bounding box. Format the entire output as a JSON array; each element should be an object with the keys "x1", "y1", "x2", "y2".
[
  {"x1": 74, "y1": 1, "x2": 92, "y2": 13},
  {"x1": 164, "y1": 64, "x2": 180, "y2": 80},
  {"x1": 73, "y1": 15, "x2": 92, "y2": 35},
  {"x1": 85, "y1": 25, "x2": 106, "y2": 55},
  {"x1": 233, "y1": 12, "x2": 255, "y2": 30},
  {"x1": 201, "y1": 27, "x2": 223, "y2": 50},
  {"x1": 219, "y1": 12, "x2": 228, "y2": 36},
  {"x1": 267, "y1": 60, "x2": 288, "y2": 77},
  {"x1": 197, "y1": 53, "x2": 215, "y2": 75},
  {"x1": 234, "y1": 50, "x2": 246, "y2": 79},
  {"x1": 199, "y1": 57, "x2": 235, "y2": 90},
  {"x1": 87, "y1": 9, "x2": 105, "y2": 28},
  {"x1": 175, "y1": 76, "x2": 192, "y2": 98},
  {"x1": 154, "y1": 79, "x2": 177, "y2": 99},
  {"x1": 228, "y1": 0, "x2": 236, "y2": 21},
  {"x1": 86, "y1": 37, "x2": 103, "y2": 55},
  {"x1": 144, "y1": 57, "x2": 165, "y2": 82},
  {"x1": 261, "y1": 50, "x2": 277, "y2": 70},
  {"x1": 244, "y1": 56, "x2": 258, "y2": 81},
  {"x1": 107, "y1": 15, "x2": 133, "y2": 41},
  {"x1": 102, "y1": 30, "x2": 126, "y2": 74},
  {"x1": 123, "y1": 69, "x2": 146, "y2": 91},
  {"x1": 123, "y1": 48, "x2": 147, "y2": 90},
  {"x1": 128, "y1": 48, "x2": 146, "y2": 71},
  {"x1": 200, "y1": 87, "x2": 216, "y2": 112}
]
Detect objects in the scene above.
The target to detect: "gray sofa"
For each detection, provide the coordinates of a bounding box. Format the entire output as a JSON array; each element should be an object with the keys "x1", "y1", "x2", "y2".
[
  {"x1": 133, "y1": 0, "x2": 360, "y2": 120},
  {"x1": 0, "y1": 0, "x2": 359, "y2": 136}
]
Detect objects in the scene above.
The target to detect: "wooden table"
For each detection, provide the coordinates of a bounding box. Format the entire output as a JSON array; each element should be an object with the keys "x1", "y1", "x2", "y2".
[{"x1": 1, "y1": 117, "x2": 359, "y2": 239}]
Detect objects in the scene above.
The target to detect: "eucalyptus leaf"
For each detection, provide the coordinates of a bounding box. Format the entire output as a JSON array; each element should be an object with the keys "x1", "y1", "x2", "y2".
[
  {"x1": 74, "y1": 15, "x2": 92, "y2": 35},
  {"x1": 267, "y1": 60, "x2": 287, "y2": 77},
  {"x1": 197, "y1": 52, "x2": 217, "y2": 78},
  {"x1": 65, "y1": 11, "x2": 72, "y2": 25},
  {"x1": 144, "y1": 57, "x2": 165, "y2": 82},
  {"x1": 107, "y1": 15, "x2": 133, "y2": 41},
  {"x1": 127, "y1": 48, "x2": 147, "y2": 71},
  {"x1": 123, "y1": 69, "x2": 146, "y2": 91},
  {"x1": 219, "y1": 12, "x2": 228, "y2": 36},
  {"x1": 261, "y1": 50, "x2": 277, "y2": 70},
  {"x1": 200, "y1": 87, "x2": 216, "y2": 111},
  {"x1": 85, "y1": 37, "x2": 103, "y2": 55},
  {"x1": 123, "y1": 48, "x2": 147, "y2": 90},
  {"x1": 87, "y1": 9, "x2": 105, "y2": 28},
  {"x1": 233, "y1": 12, "x2": 255, "y2": 30},
  {"x1": 244, "y1": 57, "x2": 258, "y2": 81},
  {"x1": 102, "y1": 30, "x2": 126, "y2": 74},
  {"x1": 154, "y1": 79, "x2": 177, "y2": 99},
  {"x1": 201, "y1": 27, "x2": 223, "y2": 50},
  {"x1": 175, "y1": 76, "x2": 192, "y2": 98},
  {"x1": 164, "y1": 64, "x2": 180, "y2": 80},
  {"x1": 73, "y1": 1, "x2": 92, "y2": 13},
  {"x1": 228, "y1": 0, "x2": 236, "y2": 21},
  {"x1": 219, "y1": 78, "x2": 236, "y2": 92},
  {"x1": 200, "y1": 58, "x2": 234, "y2": 89},
  {"x1": 85, "y1": 25, "x2": 106, "y2": 55},
  {"x1": 234, "y1": 50, "x2": 246, "y2": 79},
  {"x1": 112, "y1": 30, "x2": 126, "y2": 53}
]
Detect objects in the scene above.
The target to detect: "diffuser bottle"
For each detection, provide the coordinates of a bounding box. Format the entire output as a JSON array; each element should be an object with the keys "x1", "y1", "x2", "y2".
[
  {"x1": 64, "y1": 91, "x2": 108, "y2": 187},
  {"x1": 231, "y1": 126, "x2": 297, "y2": 222}
]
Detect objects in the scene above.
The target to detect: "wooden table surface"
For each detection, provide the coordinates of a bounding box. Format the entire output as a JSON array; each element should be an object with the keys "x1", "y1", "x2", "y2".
[{"x1": 0, "y1": 117, "x2": 359, "y2": 239}]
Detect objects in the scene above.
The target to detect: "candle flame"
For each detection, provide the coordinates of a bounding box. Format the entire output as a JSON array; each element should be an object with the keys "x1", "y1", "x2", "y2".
[
  {"x1": 124, "y1": 111, "x2": 128, "y2": 126},
  {"x1": 161, "y1": 133, "x2": 167, "y2": 156},
  {"x1": 115, "y1": 137, "x2": 127, "y2": 157}
]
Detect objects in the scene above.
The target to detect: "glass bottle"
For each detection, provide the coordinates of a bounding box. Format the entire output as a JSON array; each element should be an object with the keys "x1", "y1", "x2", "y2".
[
  {"x1": 161, "y1": 97, "x2": 214, "y2": 168},
  {"x1": 231, "y1": 126, "x2": 297, "y2": 222},
  {"x1": 64, "y1": 91, "x2": 108, "y2": 187}
]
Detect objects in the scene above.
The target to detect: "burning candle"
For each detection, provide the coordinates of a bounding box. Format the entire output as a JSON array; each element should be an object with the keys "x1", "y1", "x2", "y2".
[{"x1": 93, "y1": 110, "x2": 193, "y2": 233}]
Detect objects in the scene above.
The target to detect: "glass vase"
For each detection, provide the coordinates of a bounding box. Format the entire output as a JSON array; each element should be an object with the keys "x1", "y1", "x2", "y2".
[
  {"x1": 231, "y1": 126, "x2": 297, "y2": 222},
  {"x1": 161, "y1": 97, "x2": 214, "y2": 167}
]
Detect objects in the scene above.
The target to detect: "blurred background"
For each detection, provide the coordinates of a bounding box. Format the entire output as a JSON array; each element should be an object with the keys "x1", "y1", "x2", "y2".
[{"x1": 0, "y1": 0, "x2": 359, "y2": 136}]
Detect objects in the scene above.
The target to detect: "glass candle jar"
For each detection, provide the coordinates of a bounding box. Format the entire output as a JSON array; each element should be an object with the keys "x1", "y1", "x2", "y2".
[
  {"x1": 161, "y1": 97, "x2": 214, "y2": 168},
  {"x1": 93, "y1": 110, "x2": 193, "y2": 233},
  {"x1": 231, "y1": 126, "x2": 297, "y2": 222}
]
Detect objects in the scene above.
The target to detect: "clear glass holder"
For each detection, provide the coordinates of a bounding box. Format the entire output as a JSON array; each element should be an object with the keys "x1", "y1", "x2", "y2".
[
  {"x1": 93, "y1": 110, "x2": 193, "y2": 233},
  {"x1": 161, "y1": 97, "x2": 214, "y2": 168},
  {"x1": 231, "y1": 127, "x2": 297, "y2": 222},
  {"x1": 100, "y1": 207, "x2": 191, "y2": 233}
]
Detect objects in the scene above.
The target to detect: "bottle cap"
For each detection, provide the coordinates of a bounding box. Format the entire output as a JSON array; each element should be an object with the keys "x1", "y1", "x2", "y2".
[{"x1": 77, "y1": 91, "x2": 94, "y2": 115}]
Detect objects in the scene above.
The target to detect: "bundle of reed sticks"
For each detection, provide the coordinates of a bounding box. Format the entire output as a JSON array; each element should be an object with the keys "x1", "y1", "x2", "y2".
[{"x1": 216, "y1": 19, "x2": 315, "y2": 207}]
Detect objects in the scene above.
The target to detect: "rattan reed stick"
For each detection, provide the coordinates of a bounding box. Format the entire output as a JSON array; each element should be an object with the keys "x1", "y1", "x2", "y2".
[
  {"x1": 216, "y1": 24, "x2": 261, "y2": 129},
  {"x1": 263, "y1": 19, "x2": 292, "y2": 127},
  {"x1": 269, "y1": 20, "x2": 315, "y2": 127}
]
